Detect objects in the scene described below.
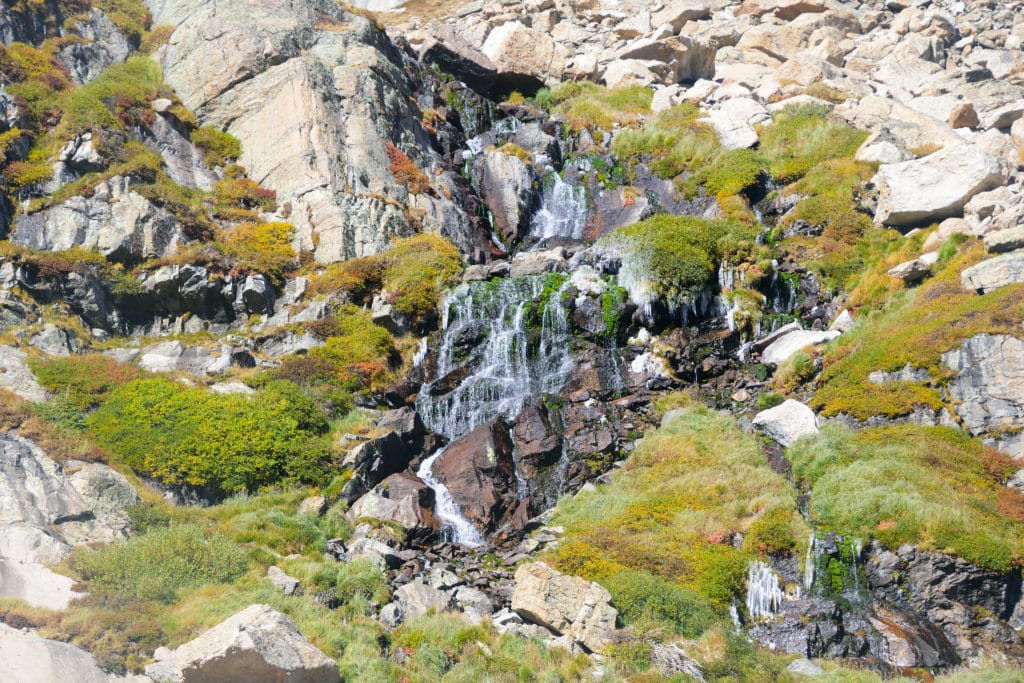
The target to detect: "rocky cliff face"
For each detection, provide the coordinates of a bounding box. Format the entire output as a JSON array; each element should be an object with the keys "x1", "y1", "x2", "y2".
[{"x1": 148, "y1": 0, "x2": 479, "y2": 263}]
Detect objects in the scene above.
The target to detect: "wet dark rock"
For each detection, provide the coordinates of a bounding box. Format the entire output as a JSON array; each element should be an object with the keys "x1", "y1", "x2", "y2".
[
  {"x1": 433, "y1": 418, "x2": 519, "y2": 533},
  {"x1": 864, "y1": 542, "x2": 1024, "y2": 661}
]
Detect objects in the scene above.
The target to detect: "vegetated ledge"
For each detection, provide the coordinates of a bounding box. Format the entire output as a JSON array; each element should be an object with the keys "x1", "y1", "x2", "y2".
[
  {"x1": 810, "y1": 245, "x2": 1024, "y2": 422},
  {"x1": 788, "y1": 423, "x2": 1024, "y2": 573}
]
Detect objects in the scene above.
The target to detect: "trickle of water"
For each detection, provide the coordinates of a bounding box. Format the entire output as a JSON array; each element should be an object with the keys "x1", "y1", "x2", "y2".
[
  {"x1": 528, "y1": 173, "x2": 587, "y2": 242},
  {"x1": 413, "y1": 336, "x2": 428, "y2": 368},
  {"x1": 803, "y1": 533, "x2": 816, "y2": 595},
  {"x1": 746, "y1": 560, "x2": 785, "y2": 621},
  {"x1": 416, "y1": 449, "x2": 486, "y2": 547},
  {"x1": 417, "y1": 276, "x2": 575, "y2": 440}
]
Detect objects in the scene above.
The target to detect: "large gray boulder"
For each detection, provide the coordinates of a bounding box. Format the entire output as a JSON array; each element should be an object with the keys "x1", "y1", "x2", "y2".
[
  {"x1": 481, "y1": 22, "x2": 566, "y2": 88},
  {"x1": 145, "y1": 604, "x2": 339, "y2": 683},
  {"x1": 511, "y1": 562, "x2": 618, "y2": 653},
  {"x1": 0, "y1": 433, "x2": 89, "y2": 565},
  {"x1": 0, "y1": 346, "x2": 47, "y2": 402},
  {"x1": 0, "y1": 559, "x2": 83, "y2": 610},
  {"x1": 0, "y1": 623, "x2": 116, "y2": 683},
  {"x1": 150, "y1": 0, "x2": 472, "y2": 263},
  {"x1": 873, "y1": 145, "x2": 1006, "y2": 227},
  {"x1": 752, "y1": 399, "x2": 819, "y2": 448},
  {"x1": 14, "y1": 176, "x2": 185, "y2": 262},
  {"x1": 761, "y1": 329, "x2": 839, "y2": 367},
  {"x1": 473, "y1": 149, "x2": 537, "y2": 246}
]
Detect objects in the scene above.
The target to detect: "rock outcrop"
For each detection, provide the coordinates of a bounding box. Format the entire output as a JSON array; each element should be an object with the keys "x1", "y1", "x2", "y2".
[
  {"x1": 145, "y1": 604, "x2": 340, "y2": 683},
  {"x1": 150, "y1": 0, "x2": 472, "y2": 263},
  {"x1": 873, "y1": 145, "x2": 1006, "y2": 228},
  {"x1": 961, "y1": 251, "x2": 1024, "y2": 293},
  {"x1": 511, "y1": 562, "x2": 618, "y2": 653},
  {"x1": 943, "y1": 334, "x2": 1024, "y2": 449},
  {"x1": 0, "y1": 623, "x2": 117, "y2": 683},
  {"x1": 14, "y1": 176, "x2": 186, "y2": 263}
]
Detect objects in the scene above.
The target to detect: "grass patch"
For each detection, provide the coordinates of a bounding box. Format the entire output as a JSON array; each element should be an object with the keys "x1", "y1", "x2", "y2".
[
  {"x1": 789, "y1": 424, "x2": 1024, "y2": 571},
  {"x1": 810, "y1": 245, "x2": 1024, "y2": 419},
  {"x1": 546, "y1": 406, "x2": 807, "y2": 620},
  {"x1": 545, "y1": 81, "x2": 652, "y2": 131},
  {"x1": 758, "y1": 103, "x2": 867, "y2": 183}
]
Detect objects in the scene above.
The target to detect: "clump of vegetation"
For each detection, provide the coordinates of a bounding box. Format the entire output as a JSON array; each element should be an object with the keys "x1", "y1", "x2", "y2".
[
  {"x1": 88, "y1": 377, "x2": 332, "y2": 496},
  {"x1": 384, "y1": 142, "x2": 431, "y2": 195},
  {"x1": 191, "y1": 125, "x2": 241, "y2": 167},
  {"x1": 542, "y1": 81, "x2": 652, "y2": 131},
  {"x1": 547, "y1": 406, "x2": 807, "y2": 612},
  {"x1": 309, "y1": 233, "x2": 463, "y2": 322},
  {"x1": 217, "y1": 221, "x2": 297, "y2": 285},
  {"x1": 29, "y1": 354, "x2": 142, "y2": 411},
  {"x1": 69, "y1": 523, "x2": 248, "y2": 603},
  {"x1": 789, "y1": 424, "x2": 1024, "y2": 571},
  {"x1": 598, "y1": 214, "x2": 759, "y2": 313},
  {"x1": 758, "y1": 103, "x2": 867, "y2": 183}
]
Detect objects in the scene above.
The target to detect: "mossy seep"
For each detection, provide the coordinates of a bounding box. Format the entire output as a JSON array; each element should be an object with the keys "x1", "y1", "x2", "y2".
[
  {"x1": 544, "y1": 405, "x2": 806, "y2": 672},
  {"x1": 597, "y1": 214, "x2": 762, "y2": 316}
]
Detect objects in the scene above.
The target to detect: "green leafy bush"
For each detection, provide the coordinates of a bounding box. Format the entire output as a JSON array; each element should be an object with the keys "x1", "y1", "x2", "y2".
[
  {"x1": 70, "y1": 524, "x2": 248, "y2": 603},
  {"x1": 88, "y1": 377, "x2": 331, "y2": 496},
  {"x1": 29, "y1": 354, "x2": 142, "y2": 411},
  {"x1": 218, "y1": 221, "x2": 296, "y2": 285}
]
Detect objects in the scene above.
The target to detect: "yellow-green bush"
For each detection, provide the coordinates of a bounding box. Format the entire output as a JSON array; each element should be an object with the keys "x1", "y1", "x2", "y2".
[
  {"x1": 29, "y1": 354, "x2": 142, "y2": 411},
  {"x1": 546, "y1": 82, "x2": 652, "y2": 130},
  {"x1": 87, "y1": 377, "x2": 332, "y2": 496},
  {"x1": 218, "y1": 221, "x2": 296, "y2": 285},
  {"x1": 759, "y1": 103, "x2": 867, "y2": 182}
]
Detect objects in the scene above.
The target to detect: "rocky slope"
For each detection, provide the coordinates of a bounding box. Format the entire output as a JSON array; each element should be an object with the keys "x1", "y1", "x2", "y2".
[{"x1": 0, "y1": 0, "x2": 1022, "y2": 680}]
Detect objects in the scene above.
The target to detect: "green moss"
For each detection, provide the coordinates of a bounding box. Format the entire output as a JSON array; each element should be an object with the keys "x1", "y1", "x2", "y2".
[
  {"x1": 600, "y1": 214, "x2": 756, "y2": 310},
  {"x1": 789, "y1": 424, "x2": 1023, "y2": 571}
]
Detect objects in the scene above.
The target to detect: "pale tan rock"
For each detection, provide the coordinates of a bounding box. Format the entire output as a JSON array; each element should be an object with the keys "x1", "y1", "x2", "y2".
[
  {"x1": 949, "y1": 102, "x2": 981, "y2": 129},
  {"x1": 482, "y1": 21, "x2": 566, "y2": 85},
  {"x1": 512, "y1": 562, "x2": 617, "y2": 653},
  {"x1": 961, "y1": 252, "x2": 1024, "y2": 293},
  {"x1": 145, "y1": 604, "x2": 339, "y2": 683}
]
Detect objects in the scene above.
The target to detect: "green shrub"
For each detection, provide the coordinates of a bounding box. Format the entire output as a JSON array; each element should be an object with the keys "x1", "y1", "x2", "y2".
[
  {"x1": 191, "y1": 125, "x2": 241, "y2": 166},
  {"x1": 70, "y1": 524, "x2": 248, "y2": 603},
  {"x1": 603, "y1": 570, "x2": 719, "y2": 638},
  {"x1": 549, "y1": 82, "x2": 652, "y2": 130},
  {"x1": 29, "y1": 354, "x2": 142, "y2": 411},
  {"x1": 218, "y1": 221, "x2": 296, "y2": 285},
  {"x1": 88, "y1": 377, "x2": 331, "y2": 496}
]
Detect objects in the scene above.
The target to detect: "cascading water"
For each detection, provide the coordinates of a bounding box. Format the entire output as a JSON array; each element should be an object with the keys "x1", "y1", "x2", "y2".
[
  {"x1": 416, "y1": 449, "x2": 486, "y2": 547},
  {"x1": 418, "y1": 276, "x2": 575, "y2": 439},
  {"x1": 746, "y1": 560, "x2": 785, "y2": 622},
  {"x1": 415, "y1": 275, "x2": 576, "y2": 543},
  {"x1": 528, "y1": 173, "x2": 587, "y2": 241}
]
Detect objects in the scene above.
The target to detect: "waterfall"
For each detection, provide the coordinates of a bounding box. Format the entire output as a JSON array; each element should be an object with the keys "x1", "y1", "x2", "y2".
[
  {"x1": 415, "y1": 275, "x2": 576, "y2": 541},
  {"x1": 746, "y1": 560, "x2": 785, "y2": 622},
  {"x1": 528, "y1": 173, "x2": 587, "y2": 241},
  {"x1": 417, "y1": 276, "x2": 575, "y2": 439},
  {"x1": 416, "y1": 449, "x2": 485, "y2": 547}
]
